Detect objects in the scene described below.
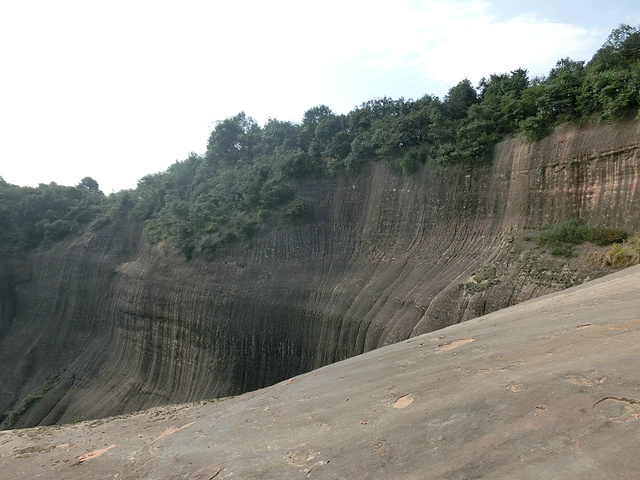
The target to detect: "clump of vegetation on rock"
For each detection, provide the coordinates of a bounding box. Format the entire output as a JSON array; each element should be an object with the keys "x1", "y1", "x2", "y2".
[
  {"x1": 5, "y1": 371, "x2": 64, "y2": 429},
  {"x1": 599, "y1": 235, "x2": 640, "y2": 268},
  {"x1": 537, "y1": 219, "x2": 627, "y2": 257},
  {"x1": 463, "y1": 266, "x2": 500, "y2": 295}
]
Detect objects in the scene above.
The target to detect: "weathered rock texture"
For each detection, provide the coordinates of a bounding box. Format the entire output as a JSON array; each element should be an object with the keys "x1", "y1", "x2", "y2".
[
  {"x1": 1, "y1": 121, "x2": 639, "y2": 429},
  {"x1": 2, "y1": 265, "x2": 640, "y2": 479}
]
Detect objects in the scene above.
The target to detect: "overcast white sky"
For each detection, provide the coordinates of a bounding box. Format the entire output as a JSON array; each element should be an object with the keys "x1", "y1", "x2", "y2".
[{"x1": 1, "y1": 0, "x2": 639, "y2": 193}]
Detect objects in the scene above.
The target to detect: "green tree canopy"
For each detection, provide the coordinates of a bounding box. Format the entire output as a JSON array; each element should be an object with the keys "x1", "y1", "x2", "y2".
[
  {"x1": 206, "y1": 112, "x2": 261, "y2": 166},
  {"x1": 77, "y1": 176, "x2": 100, "y2": 192},
  {"x1": 4, "y1": 24, "x2": 640, "y2": 257},
  {"x1": 443, "y1": 79, "x2": 478, "y2": 120}
]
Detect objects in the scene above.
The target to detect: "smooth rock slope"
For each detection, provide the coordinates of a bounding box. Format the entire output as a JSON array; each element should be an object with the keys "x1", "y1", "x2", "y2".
[{"x1": 2, "y1": 265, "x2": 640, "y2": 479}]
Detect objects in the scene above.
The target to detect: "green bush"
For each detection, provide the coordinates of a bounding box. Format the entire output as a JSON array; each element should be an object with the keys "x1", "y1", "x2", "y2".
[
  {"x1": 538, "y1": 219, "x2": 588, "y2": 248},
  {"x1": 584, "y1": 226, "x2": 628, "y2": 245},
  {"x1": 537, "y1": 219, "x2": 628, "y2": 257},
  {"x1": 601, "y1": 235, "x2": 640, "y2": 267},
  {"x1": 547, "y1": 240, "x2": 578, "y2": 257},
  {"x1": 400, "y1": 150, "x2": 421, "y2": 175},
  {"x1": 284, "y1": 199, "x2": 310, "y2": 222}
]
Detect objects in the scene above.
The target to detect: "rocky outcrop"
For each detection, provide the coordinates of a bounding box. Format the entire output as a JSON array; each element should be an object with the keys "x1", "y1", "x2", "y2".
[{"x1": 1, "y1": 121, "x2": 640, "y2": 429}]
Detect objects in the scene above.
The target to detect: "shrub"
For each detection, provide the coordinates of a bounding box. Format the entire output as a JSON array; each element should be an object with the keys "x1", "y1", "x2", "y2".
[
  {"x1": 259, "y1": 179, "x2": 294, "y2": 207},
  {"x1": 400, "y1": 149, "x2": 428, "y2": 176},
  {"x1": 400, "y1": 151, "x2": 420, "y2": 175},
  {"x1": 547, "y1": 241, "x2": 578, "y2": 257},
  {"x1": 584, "y1": 226, "x2": 628, "y2": 245},
  {"x1": 601, "y1": 235, "x2": 640, "y2": 268},
  {"x1": 538, "y1": 219, "x2": 588, "y2": 248},
  {"x1": 284, "y1": 199, "x2": 310, "y2": 222},
  {"x1": 537, "y1": 219, "x2": 627, "y2": 257}
]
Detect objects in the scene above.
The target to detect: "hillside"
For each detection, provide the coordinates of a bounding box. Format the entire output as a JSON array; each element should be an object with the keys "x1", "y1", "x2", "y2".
[
  {"x1": 2, "y1": 264, "x2": 640, "y2": 479},
  {"x1": 1, "y1": 120, "x2": 639, "y2": 430}
]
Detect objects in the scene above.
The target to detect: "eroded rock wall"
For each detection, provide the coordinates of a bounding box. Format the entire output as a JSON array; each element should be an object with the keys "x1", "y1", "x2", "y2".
[{"x1": 1, "y1": 121, "x2": 639, "y2": 429}]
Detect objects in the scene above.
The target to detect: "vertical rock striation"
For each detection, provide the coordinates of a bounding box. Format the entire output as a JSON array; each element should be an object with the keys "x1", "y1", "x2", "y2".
[{"x1": 1, "y1": 121, "x2": 640, "y2": 429}]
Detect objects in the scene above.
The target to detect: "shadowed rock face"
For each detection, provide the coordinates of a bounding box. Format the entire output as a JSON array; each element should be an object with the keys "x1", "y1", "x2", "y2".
[
  {"x1": 1, "y1": 122, "x2": 640, "y2": 429},
  {"x1": 2, "y1": 265, "x2": 640, "y2": 479}
]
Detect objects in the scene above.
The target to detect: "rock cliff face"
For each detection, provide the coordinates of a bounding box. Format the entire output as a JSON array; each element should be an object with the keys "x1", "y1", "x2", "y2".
[{"x1": 1, "y1": 121, "x2": 639, "y2": 429}]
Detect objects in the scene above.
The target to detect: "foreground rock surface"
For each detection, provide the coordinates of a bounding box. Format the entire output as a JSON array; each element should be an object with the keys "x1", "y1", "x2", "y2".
[{"x1": 2, "y1": 265, "x2": 640, "y2": 479}]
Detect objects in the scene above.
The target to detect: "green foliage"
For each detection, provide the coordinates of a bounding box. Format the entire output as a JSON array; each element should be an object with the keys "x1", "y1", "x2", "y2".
[
  {"x1": 3, "y1": 24, "x2": 640, "y2": 260},
  {"x1": 77, "y1": 176, "x2": 100, "y2": 191},
  {"x1": 538, "y1": 219, "x2": 588, "y2": 246},
  {"x1": 588, "y1": 25, "x2": 640, "y2": 72},
  {"x1": 544, "y1": 59, "x2": 586, "y2": 120},
  {"x1": 6, "y1": 370, "x2": 64, "y2": 429},
  {"x1": 400, "y1": 149, "x2": 427, "y2": 175},
  {"x1": 260, "y1": 118, "x2": 300, "y2": 155},
  {"x1": 0, "y1": 179, "x2": 105, "y2": 253},
  {"x1": 548, "y1": 241, "x2": 578, "y2": 258},
  {"x1": 579, "y1": 25, "x2": 640, "y2": 122},
  {"x1": 520, "y1": 59, "x2": 585, "y2": 140},
  {"x1": 537, "y1": 219, "x2": 628, "y2": 257},
  {"x1": 284, "y1": 198, "x2": 310, "y2": 222},
  {"x1": 206, "y1": 112, "x2": 261, "y2": 166},
  {"x1": 259, "y1": 176, "x2": 294, "y2": 207},
  {"x1": 443, "y1": 79, "x2": 478, "y2": 120},
  {"x1": 600, "y1": 235, "x2": 640, "y2": 268},
  {"x1": 584, "y1": 226, "x2": 628, "y2": 246},
  {"x1": 519, "y1": 111, "x2": 553, "y2": 141},
  {"x1": 141, "y1": 142, "x2": 310, "y2": 258},
  {"x1": 579, "y1": 65, "x2": 640, "y2": 121},
  {"x1": 477, "y1": 68, "x2": 531, "y2": 135}
]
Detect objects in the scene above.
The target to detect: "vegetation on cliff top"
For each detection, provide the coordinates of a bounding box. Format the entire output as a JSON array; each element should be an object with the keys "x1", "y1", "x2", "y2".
[
  {"x1": 0, "y1": 176, "x2": 105, "y2": 254},
  {"x1": 1, "y1": 25, "x2": 640, "y2": 257}
]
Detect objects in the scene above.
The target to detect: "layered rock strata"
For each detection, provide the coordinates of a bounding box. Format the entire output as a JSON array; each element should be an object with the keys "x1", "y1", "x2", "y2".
[{"x1": 1, "y1": 121, "x2": 639, "y2": 428}]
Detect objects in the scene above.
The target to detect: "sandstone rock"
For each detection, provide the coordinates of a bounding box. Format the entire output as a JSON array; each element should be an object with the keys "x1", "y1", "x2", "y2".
[
  {"x1": 1, "y1": 121, "x2": 640, "y2": 429},
  {"x1": 1, "y1": 265, "x2": 640, "y2": 479}
]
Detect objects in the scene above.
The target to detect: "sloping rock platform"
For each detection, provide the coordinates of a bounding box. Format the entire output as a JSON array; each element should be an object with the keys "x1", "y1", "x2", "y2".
[{"x1": 2, "y1": 265, "x2": 640, "y2": 479}]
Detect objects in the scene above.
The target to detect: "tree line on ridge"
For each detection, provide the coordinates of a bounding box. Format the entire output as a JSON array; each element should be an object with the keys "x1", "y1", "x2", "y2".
[{"x1": 1, "y1": 25, "x2": 639, "y2": 258}]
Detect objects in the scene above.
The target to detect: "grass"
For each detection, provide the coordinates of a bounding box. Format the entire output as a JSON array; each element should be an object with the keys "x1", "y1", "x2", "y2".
[
  {"x1": 600, "y1": 235, "x2": 640, "y2": 268},
  {"x1": 537, "y1": 219, "x2": 628, "y2": 257}
]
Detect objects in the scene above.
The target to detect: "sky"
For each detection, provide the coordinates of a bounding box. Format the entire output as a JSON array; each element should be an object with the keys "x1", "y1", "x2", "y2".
[{"x1": 1, "y1": 1, "x2": 639, "y2": 194}]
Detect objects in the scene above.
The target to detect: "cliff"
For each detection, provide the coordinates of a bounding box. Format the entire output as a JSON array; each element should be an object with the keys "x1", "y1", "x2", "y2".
[
  {"x1": 3, "y1": 264, "x2": 640, "y2": 479},
  {"x1": 1, "y1": 121, "x2": 639, "y2": 429}
]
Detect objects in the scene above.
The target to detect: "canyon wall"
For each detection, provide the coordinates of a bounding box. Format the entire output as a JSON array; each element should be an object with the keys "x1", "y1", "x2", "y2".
[{"x1": 1, "y1": 122, "x2": 639, "y2": 429}]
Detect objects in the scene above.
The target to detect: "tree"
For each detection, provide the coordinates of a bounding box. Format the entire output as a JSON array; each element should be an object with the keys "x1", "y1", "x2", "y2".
[
  {"x1": 205, "y1": 112, "x2": 261, "y2": 166},
  {"x1": 588, "y1": 24, "x2": 640, "y2": 72},
  {"x1": 301, "y1": 105, "x2": 333, "y2": 138},
  {"x1": 477, "y1": 68, "x2": 531, "y2": 132},
  {"x1": 579, "y1": 65, "x2": 640, "y2": 121},
  {"x1": 314, "y1": 115, "x2": 343, "y2": 144},
  {"x1": 443, "y1": 79, "x2": 478, "y2": 120},
  {"x1": 77, "y1": 176, "x2": 100, "y2": 192},
  {"x1": 580, "y1": 25, "x2": 640, "y2": 121},
  {"x1": 260, "y1": 118, "x2": 300, "y2": 155},
  {"x1": 133, "y1": 172, "x2": 166, "y2": 220}
]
